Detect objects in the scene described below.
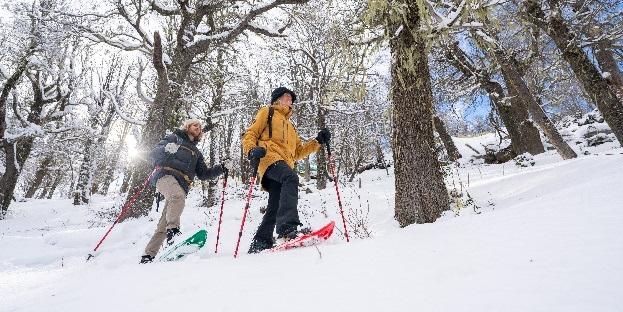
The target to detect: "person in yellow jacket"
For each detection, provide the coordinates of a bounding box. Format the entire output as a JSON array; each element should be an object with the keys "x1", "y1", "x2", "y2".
[{"x1": 242, "y1": 87, "x2": 331, "y2": 253}]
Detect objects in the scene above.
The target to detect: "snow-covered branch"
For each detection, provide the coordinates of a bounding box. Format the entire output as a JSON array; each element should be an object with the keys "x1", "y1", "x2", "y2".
[
  {"x1": 186, "y1": 0, "x2": 309, "y2": 54},
  {"x1": 247, "y1": 21, "x2": 287, "y2": 38},
  {"x1": 78, "y1": 26, "x2": 152, "y2": 55},
  {"x1": 428, "y1": 0, "x2": 469, "y2": 35},
  {"x1": 150, "y1": 0, "x2": 181, "y2": 16},
  {"x1": 10, "y1": 91, "x2": 29, "y2": 127},
  {"x1": 104, "y1": 91, "x2": 146, "y2": 126},
  {"x1": 136, "y1": 60, "x2": 154, "y2": 105}
]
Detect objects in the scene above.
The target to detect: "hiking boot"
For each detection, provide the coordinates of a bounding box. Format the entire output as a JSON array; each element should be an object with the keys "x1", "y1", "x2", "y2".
[
  {"x1": 276, "y1": 227, "x2": 312, "y2": 244},
  {"x1": 139, "y1": 255, "x2": 154, "y2": 264},
  {"x1": 248, "y1": 238, "x2": 273, "y2": 254},
  {"x1": 166, "y1": 228, "x2": 181, "y2": 246}
]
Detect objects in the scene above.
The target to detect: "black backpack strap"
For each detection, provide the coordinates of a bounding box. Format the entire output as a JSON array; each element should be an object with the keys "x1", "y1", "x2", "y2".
[{"x1": 267, "y1": 106, "x2": 274, "y2": 139}]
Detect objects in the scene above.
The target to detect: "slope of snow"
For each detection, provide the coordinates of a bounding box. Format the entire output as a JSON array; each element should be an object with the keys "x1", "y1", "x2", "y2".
[{"x1": 1, "y1": 143, "x2": 622, "y2": 311}]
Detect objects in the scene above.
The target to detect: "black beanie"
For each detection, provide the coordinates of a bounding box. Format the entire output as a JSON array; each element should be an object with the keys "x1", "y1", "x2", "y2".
[{"x1": 270, "y1": 87, "x2": 297, "y2": 104}]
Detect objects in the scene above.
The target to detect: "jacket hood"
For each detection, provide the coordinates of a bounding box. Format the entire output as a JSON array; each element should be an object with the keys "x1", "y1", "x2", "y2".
[{"x1": 174, "y1": 129, "x2": 198, "y2": 145}]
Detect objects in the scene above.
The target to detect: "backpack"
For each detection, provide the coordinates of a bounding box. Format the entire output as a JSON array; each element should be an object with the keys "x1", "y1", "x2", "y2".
[{"x1": 267, "y1": 106, "x2": 275, "y2": 139}]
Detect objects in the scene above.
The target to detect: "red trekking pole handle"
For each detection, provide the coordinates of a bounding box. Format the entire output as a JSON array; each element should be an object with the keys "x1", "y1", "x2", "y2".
[
  {"x1": 214, "y1": 170, "x2": 228, "y2": 254},
  {"x1": 326, "y1": 143, "x2": 350, "y2": 242},
  {"x1": 233, "y1": 163, "x2": 259, "y2": 258},
  {"x1": 87, "y1": 167, "x2": 159, "y2": 261}
]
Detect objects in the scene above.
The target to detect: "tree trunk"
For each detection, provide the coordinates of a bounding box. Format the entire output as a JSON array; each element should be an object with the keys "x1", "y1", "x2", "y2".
[
  {"x1": 491, "y1": 48, "x2": 576, "y2": 159},
  {"x1": 390, "y1": 1, "x2": 449, "y2": 226},
  {"x1": 316, "y1": 107, "x2": 328, "y2": 190},
  {"x1": 497, "y1": 66, "x2": 545, "y2": 156},
  {"x1": 204, "y1": 130, "x2": 218, "y2": 208},
  {"x1": 594, "y1": 41, "x2": 623, "y2": 102},
  {"x1": 0, "y1": 57, "x2": 30, "y2": 219},
  {"x1": 24, "y1": 155, "x2": 53, "y2": 198},
  {"x1": 304, "y1": 157, "x2": 311, "y2": 182},
  {"x1": 447, "y1": 43, "x2": 544, "y2": 156},
  {"x1": 528, "y1": 95, "x2": 577, "y2": 159},
  {"x1": 433, "y1": 116, "x2": 462, "y2": 161},
  {"x1": 0, "y1": 142, "x2": 18, "y2": 218},
  {"x1": 99, "y1": 123, "x2": 131, "y2": 195},
  {"x1": 46, "y1": 174, "x2": 63, "y2": 199},
  {"x1": 39, "y1": 169, "x2": 62, "y2": 199},
  {"x1": 73, "y1": 140, "x2": 94, "y2": 205},
  {"x1": 120, "y1": 164, "x2": 132, "y2": 194},
  {"x1": 121, "y1": 33, "x2": 193, "y2": 220},
  {"x1": 0, "y1": 135, "x2": 35, "y2": 212},
  {"x1": 38, "y1": 175, "x2": 53, "y2": 199},
  {"x1": 524, "y1": 0, "x2": 623, "y2": 145},
  {"x1": 204, "y1": 50, "x2": 225, "y2": 208},
  {"x1": 375, "y1": 142, "x2": 385, "y2": 166},
  {"x1": 348, "y1": 155, "x2": 364, "y2": 182}
]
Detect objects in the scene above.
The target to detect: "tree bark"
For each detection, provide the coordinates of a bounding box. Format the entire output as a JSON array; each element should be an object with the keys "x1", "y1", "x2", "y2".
[
  {"x1": 0, "y1": 143, "x2": 18, "y2": 218},
  {"x1": 433, "y1": 116, "x2": 462, "y2": 161},
  {"x1": 99, "y1": 123, "x2": 130, "y2": 195},
  {"x1": 390, "y1": 1, "x2": 449, "y2": 226},
  {"x1": 1, "y1": 70, "x2": 48, "y2": 217},
  {"x1": 204, "y1": 130, "x2": 218, "y2": 208},
  {"x1": 0, "y1": 56, "x2": 30, "y2": 219},
  {"x1": 304, "y1": 157, "x2": 311, "y2": 182},
  {"x1": 39, "y1": 170, "x2": 63, "y2": 199},
  {"x1": 524, "y1": 0, "x2": 623, "y2": 145},
  {"x1": 46, "y1": 173, "x2": 63, "y2": 199},
  {"x1": 487, "y1": 43, "x2": 577, "y2": 159},
  {"x1": 316, "y1": 107, "x2": 328, "y2": 190},
  {"x1": 121, "y1": 32, "x2": 192, "y2": 220},
  {"x1": 24, "y1": 155, "x2": 53, "y2": 198},
  {"x1": 446, "y1": 43, "x2": 544, "y2": 156},
  {"x1": 73, "y1": 140, "x2": 94, "y2": 205},
  {"x1": 594, "y1": 41, "x2": 623, "y2": 102}
]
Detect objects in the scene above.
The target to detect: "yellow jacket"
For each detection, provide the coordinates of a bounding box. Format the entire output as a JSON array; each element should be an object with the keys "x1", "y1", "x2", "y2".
[{"x1": 242, "y1": 105, "x2": 321, "y2": 184}]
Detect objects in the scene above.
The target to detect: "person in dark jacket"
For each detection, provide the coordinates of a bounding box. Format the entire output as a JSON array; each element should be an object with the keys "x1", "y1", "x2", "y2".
[{"x1": 140, "y1": 118, "x2": 232, "y2": 264}]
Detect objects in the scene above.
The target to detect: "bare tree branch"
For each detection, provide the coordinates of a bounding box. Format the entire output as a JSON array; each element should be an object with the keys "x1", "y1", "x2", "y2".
[
  {"x1": 186, "y1": 0, "x2": 309, "y2": 55},
  {"x1": 136, "y1": 60, "x2": 155, "y2": 105},
  {"x1": 104, "y1": 91, "x2": 146, "y2": 126}
]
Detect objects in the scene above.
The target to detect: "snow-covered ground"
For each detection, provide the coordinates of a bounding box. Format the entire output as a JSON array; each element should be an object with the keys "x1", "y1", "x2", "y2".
[{"x1": 1, "y1": 136, "x2": 622, "y2": 312}]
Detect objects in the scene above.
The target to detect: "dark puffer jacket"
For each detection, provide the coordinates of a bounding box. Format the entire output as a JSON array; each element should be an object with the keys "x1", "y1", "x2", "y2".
[{"x1": 150, "y1": 129, "x2": 224, "y2": 193}]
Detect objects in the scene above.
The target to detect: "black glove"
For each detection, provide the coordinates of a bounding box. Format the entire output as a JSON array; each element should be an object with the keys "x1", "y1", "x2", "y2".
[
  {"x1": 248, "y1": 146, "x2": 267, "y2": 160},
  {"x1": 316, "y1": 128, "x2": 331, "y2": 145},
  {"x1": 248, "y1": 146, "x2": 266, "y2": 170}
]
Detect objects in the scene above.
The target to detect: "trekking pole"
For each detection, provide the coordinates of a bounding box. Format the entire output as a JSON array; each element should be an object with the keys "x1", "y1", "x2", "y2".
[
  {"x1": 233, "y1": 163, "x2": 259, "y2": 258},
  {"x1": 86, "y1": 167, "x2": 159, "y2": 261},
  {"x1": 326, "y1": 143, "x2": 350, "y2": 242},
  {"x1": 214, "y1": 170, "x2": 228, "y2": 254}
]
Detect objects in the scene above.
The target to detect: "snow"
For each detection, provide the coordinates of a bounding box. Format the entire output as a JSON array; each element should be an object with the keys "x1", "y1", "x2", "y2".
[
  {"x1": 0, "y1": 64, "x2": 8, "y2": 78},
  {"x1": 152, "y1": 0, "x2": 177, "y2": 13},
  {"x1": 186, "y1": 32, "x2": 230, "y2": 48},
  {"x1": 475, "y1": 29, "x2": 497, "y2": 45},
  {"x1": 394, "y1": 25, "x2": 403, "y2": 37},
  {"x1": 1, "y1": 135, "x2": 623, "y2": 311}
]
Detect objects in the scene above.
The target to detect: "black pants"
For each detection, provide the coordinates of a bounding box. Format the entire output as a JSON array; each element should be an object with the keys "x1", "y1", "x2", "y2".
[{"x1": 253, "y1": 161, "x2": 301, "y2": 245}]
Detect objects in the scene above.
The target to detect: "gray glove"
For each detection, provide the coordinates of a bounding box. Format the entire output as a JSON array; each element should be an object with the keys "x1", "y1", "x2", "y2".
[
  {"x1": 164, "y1": 142, "x2": 180, "y2": 154},
  {"x1": 222, "y1": 158, "x2": 234, "y2": 171}
]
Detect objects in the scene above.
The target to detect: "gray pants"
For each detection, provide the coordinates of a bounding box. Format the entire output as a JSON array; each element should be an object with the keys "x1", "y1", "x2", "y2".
[{"x1": 143, "y1": 175, "x2": 187, "y2": 257}]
